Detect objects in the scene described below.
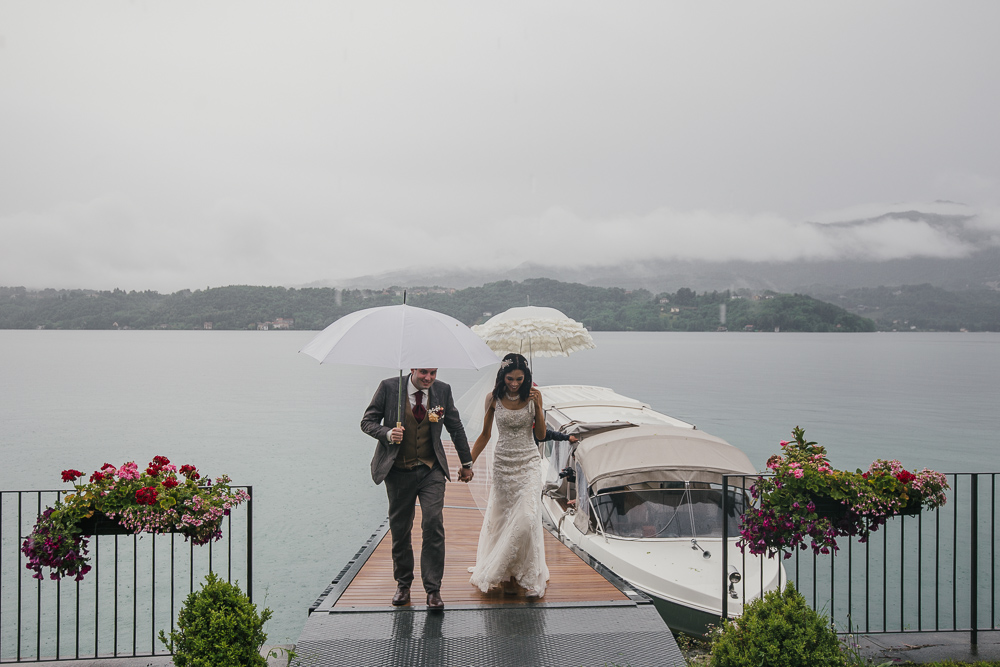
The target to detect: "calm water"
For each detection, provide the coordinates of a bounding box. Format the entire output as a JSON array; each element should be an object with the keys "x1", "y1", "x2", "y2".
[{"x1": 1, "y1": 330, "x2": 998, "y2": 642}]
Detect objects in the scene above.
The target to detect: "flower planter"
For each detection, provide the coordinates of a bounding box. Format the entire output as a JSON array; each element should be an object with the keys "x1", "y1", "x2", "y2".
[
  {"x1": 811, "y1": 495, "x2": 922, "y2": 522},
  {"x1": 809, "y1": 496, "x2": 853, "y2": 521},
  {"x1": 77, "y1": 511, "x2": 136, "y2": 536},
  {"x1": 78, "y1": 511, "x2": 195, "y2": 536}
]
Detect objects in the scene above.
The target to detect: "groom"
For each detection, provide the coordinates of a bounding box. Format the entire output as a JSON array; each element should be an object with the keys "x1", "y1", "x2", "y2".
[{"x1": 361, "y1": 368, "x2": 474, "y2": 611}]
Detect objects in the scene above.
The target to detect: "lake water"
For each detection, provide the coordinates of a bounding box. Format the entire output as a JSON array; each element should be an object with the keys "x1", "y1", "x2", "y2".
[{"x1": 1, "y1": 330, "x2": 998, "y2": 643}]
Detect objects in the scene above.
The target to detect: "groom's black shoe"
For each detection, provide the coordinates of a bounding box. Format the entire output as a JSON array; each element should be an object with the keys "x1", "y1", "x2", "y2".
[
  {"x1": 391, "y1": 585, "x2": 410, "y2": 606},
  {"x1": 426, "y1": 591, "x2": 444, "y2": 611}
]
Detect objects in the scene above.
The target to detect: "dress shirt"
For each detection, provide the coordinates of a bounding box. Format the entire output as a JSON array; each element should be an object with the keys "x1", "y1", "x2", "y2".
[{"x1": 407, "y1": 377, "x2": 425, "y2": 410}]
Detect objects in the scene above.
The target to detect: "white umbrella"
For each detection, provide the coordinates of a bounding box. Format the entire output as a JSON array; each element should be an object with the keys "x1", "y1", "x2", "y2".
[
  {"x1": 301, "y1": 304, "x2": 500, "y2": 369},
  {"x1": 300, "y1": 304, "x2": 500, "y2": 424},
  {"x1": 471, "y1": 306, "x2": 595, "y2": 359}
]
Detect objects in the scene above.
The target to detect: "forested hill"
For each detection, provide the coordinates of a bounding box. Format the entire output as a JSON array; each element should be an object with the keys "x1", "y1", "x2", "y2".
[
  {"x1": 0, "y1": 280, "x2": 878, "y2": 332},
  {"x1": 808, "y1": 284, "x2": 1000, "y2": 332}
]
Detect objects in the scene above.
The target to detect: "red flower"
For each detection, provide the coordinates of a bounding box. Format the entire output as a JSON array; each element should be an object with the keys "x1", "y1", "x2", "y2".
[
  {"x1": 89, "y1": 471, "x2": 105, "y2": 483},
  {"x1": 152, "y1": 456, "x2": 170, "y2": 467},
  {"x1": 146, "y1": 465, "x2": 161, "y2": 477},
  {"x1": 895, "y1": 470, "x2": 917, "y2": 485},
  {"x1": 135, "y1": 487, "x2": 158, "y2": 505},
  {"x1": 179, "y1": 465, "x2": 200, "y2": 480},
  {"x1": 61, "y1": 469, "x2": 85, "y2": 483},
  {"x1": 161, "y1": 477, "x2": 179, "y2": 489}
]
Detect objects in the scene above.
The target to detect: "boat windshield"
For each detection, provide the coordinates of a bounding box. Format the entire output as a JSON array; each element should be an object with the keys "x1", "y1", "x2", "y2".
[{"x1": 590, "y1": 482, "x2": 745, "y2": 539}]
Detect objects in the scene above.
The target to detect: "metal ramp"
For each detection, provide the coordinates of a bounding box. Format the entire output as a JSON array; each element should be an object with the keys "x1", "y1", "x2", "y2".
[{"x1": 295, "y1": 603, "x2": 683, "y2": 666}]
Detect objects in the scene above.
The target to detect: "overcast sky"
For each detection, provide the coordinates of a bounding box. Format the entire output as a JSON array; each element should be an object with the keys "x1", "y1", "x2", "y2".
[{"x1": 2, "y1": 1, "x2": 998, "y2": 292}]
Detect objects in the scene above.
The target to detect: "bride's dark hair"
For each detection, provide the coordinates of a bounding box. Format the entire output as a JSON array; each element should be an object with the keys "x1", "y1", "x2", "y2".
[{"x1": 492, "y1": 353, "x2": 532, "y2": 403}]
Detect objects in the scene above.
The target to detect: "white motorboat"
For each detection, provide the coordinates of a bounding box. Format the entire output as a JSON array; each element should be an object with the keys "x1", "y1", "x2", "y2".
[{"x1": 538, "y1": 384, "x2": 784, "y2": 636}]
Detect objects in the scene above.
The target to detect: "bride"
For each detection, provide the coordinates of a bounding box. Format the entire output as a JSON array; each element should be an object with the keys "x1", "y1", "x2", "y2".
[{"x1": 468, "y1": 353, "x2": 550, "y2": 597}]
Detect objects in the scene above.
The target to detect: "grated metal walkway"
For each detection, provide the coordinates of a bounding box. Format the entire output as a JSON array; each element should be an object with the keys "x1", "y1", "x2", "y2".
[{"x1": 296, "y1": 604, "x2": 681, "y2": 667}]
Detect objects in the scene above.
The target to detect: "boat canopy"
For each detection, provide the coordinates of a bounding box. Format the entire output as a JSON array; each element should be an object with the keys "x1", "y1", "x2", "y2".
[
  {"x1": 541, "y1": 384, "x2": 696, "y2": 430},
  {"x1": 575, "y1": 424, "x2": 757, "y2": 493}
]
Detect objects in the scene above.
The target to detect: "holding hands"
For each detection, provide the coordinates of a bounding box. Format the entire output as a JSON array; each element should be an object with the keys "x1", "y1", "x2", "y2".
[{"x1": 390, "y1": 423, "x2": 474, "y2": 482}]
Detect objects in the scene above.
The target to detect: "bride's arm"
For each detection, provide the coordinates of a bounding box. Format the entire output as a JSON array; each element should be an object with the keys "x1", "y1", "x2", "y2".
[
  {"x1": 470, "y1": 393, "x2": 495, "y2": 465},
  {"x1": 530, "y1": 387, "x2": 546, "y2": 441}
]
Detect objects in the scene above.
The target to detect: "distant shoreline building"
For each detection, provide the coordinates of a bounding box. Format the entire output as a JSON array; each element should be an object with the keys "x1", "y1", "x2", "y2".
[{"x1": 256, "y1": 317, "x2": 294, "y2": 331}]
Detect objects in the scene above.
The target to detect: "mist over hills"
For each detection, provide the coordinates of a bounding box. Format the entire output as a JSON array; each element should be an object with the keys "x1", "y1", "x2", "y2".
[
  {"x1": 303, "y1": 206, "x2": 1000, "y2": 295},
  {"x1": 310, "y1": 249, "x2": 1000, "y2": 296},
  {"x1": 7, "y1": 203, "x2": 1000, "y2": 331}
]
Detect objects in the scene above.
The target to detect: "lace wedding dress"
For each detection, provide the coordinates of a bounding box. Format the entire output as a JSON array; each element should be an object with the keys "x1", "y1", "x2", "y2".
[{"x1": 468, "y1": 399, "x2": 550, "y2": 595}]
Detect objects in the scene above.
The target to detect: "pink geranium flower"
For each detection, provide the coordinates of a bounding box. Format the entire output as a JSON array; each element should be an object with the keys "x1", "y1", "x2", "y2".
[{"x1": 117, "y1": 462, "x2": 140, "y2": 480}]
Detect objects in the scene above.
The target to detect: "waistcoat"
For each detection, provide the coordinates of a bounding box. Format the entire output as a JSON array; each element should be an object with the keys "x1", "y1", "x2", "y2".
[{"x1": 394, "y1": 400, "x2": 435, "y2": 469}]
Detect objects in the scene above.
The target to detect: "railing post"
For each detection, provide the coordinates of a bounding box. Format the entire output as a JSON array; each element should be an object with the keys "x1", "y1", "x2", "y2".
[
  {"x1": 18, "y1": 491, "x2": 23, "y2": 662},
  {"x1": 246, "y1": 486, "x2": 254, "y2": 603},
  {"x1": 971, "y1": 474, "x2": 979, "y2": 646},
  {"x1": 721, "y1": 475, "x2": 729, "y2": 622},
  {"x1": 36, "y1": 493, "x2": 42, "y2": 661}
]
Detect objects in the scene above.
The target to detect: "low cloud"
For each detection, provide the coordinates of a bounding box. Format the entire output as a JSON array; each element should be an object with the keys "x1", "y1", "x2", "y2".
[
  {"x1": 431, "y1": 205, "x2": 984, "y2": 273},
  {"x1": 0, "y1": 198, "x2": 989, "y2": 292}
]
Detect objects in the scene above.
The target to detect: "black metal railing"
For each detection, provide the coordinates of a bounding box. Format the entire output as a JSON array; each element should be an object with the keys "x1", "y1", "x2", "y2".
[
  {"x1": 722, "y1": 473, "x2": 996, "y2": 644},
  {"x1": 0, "y1": 487, "x2": 252, "y2": 663}
]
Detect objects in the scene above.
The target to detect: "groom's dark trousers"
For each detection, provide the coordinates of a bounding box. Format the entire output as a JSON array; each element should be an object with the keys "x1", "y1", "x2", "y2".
[
  {"x1": 361, "y1": 373, "x2": 472, "y2": 594},
  {"x1": 384, "y1": 464, "x2": 446, "y2": 591}
]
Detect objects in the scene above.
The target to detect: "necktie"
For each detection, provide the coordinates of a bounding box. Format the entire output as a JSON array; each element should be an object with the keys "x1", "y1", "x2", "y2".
[{"x1": 413, "y1": 390, "x2": 426, "y2": 422}]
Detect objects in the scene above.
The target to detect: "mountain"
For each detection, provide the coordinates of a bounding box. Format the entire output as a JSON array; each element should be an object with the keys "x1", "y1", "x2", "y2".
[{"x1": 302, "y1": 205, "x2": 1000, "y2": 293}]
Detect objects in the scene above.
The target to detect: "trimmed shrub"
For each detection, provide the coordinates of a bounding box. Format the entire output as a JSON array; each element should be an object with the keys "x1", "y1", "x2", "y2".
[
  {"x1": 710, "y1": 583, "x2": 845, "y2": 667},
  {"x1": 159, "y1": 572, "x2": 272, "y2": 667}
]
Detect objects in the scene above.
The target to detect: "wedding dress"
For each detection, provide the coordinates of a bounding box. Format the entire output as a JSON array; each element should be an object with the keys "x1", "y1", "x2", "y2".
[{"x1": 468, "y1": 399, "x2": 550, "y2": 595}]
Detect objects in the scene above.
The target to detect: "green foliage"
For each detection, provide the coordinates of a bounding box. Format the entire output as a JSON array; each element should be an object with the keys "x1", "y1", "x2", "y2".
[
  {"x1": 709, "y1": 583, "x2": 845, "y2": 667},
  {"x1": 809, "y1": 284, "x2": 1000, "y2": 332},
  {"x1": 0, "y1": 280, "x2": 878, "y2": 332},
  {"x1": 159, "y1": 572, "x2": 272, "y2": 667}
]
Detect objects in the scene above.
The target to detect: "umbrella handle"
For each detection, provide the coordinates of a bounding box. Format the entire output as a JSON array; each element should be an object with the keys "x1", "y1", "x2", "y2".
[{"x1": 397, "y1": 370, "x2": 405, "y2": 432}]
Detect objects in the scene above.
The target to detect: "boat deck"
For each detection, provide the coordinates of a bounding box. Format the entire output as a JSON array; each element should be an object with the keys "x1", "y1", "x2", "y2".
[{"x1": 296, "y1": 449, "x2": 685, "y2": 666}]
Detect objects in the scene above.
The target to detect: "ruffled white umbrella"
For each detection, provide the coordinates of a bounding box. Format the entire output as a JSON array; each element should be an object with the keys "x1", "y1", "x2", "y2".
[{"x1": 471, "y1": 306, "x2": 595, "y2": 360}]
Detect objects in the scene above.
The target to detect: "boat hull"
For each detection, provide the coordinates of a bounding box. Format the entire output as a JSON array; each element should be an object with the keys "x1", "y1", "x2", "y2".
[{"x1": 647, "y1": 593, "x2": 723, "y2": 638}]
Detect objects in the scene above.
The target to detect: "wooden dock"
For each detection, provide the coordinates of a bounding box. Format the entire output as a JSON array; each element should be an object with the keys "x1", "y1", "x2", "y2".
[
  {"x1": 297, "y1": 449, "x2": 685, "y2": 666},
  {"x1": 332, "y1": 452, "x2": 628, "y2": 609}
]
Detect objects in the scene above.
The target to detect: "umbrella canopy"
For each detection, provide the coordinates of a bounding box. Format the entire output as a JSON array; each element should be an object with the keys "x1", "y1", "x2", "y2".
[
  {"x1": 471, "y1": 306, "x2": 595, "y2": 359},
  {"x1": 301, "y1": 304, "x2": 500, "y2": 428},
  {"x1": 300, "y1": 304, "x2": 500, "y2": 370}
]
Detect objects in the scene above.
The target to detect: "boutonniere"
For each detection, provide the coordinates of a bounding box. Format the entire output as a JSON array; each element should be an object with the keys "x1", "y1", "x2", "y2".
[{"x1": 428, "y1": 406, "x2": 445, "y2": 423}]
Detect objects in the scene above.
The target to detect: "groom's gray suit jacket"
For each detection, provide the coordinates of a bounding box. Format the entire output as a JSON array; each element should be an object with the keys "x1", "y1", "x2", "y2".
[{"x1": 361, "y1": 374, "x2": 472, "y2": 485}]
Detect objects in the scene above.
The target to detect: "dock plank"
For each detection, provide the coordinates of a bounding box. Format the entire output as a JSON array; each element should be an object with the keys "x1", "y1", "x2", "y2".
[{"x1": 333, "y1": 448, "x2": 628, "y2": 608}]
